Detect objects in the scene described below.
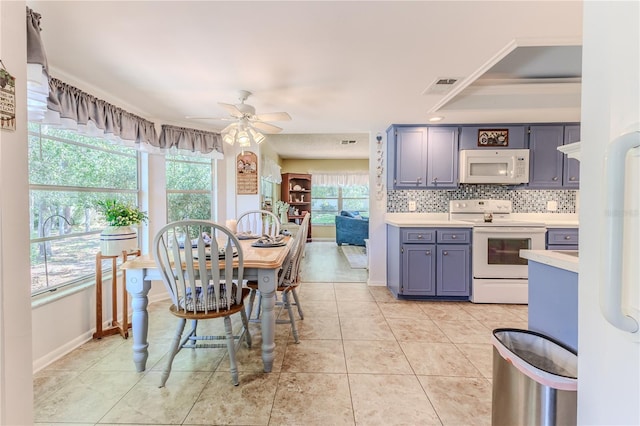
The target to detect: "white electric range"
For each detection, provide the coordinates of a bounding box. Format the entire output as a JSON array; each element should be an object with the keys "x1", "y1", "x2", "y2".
[{"x1": 449, "y1": 199, "x2": 546, "y2": 304}]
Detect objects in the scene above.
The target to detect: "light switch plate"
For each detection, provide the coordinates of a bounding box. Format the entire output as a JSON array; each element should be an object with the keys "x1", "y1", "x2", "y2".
[{"x1": 408, "y1": 200, "x2": 417, "y2": 211}]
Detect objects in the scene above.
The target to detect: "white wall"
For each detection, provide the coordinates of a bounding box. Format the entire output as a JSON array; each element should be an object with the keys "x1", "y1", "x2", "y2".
[
  {"x1": 368, "y1": 132, "x2": 387, "y2": 286},
  {"x1": 578, "y1": 1, "x2": 640, "y2": 424},
  {"x1": 0, "y1": 1, "x2": 34, "y2": 423}
]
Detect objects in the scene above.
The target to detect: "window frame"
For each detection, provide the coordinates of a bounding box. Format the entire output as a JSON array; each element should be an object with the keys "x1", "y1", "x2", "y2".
[
  {"x1": 165, "y1": 154, "x2": 217, "y2": 222},
  {"x1": 28, "y1": 123, "x2": 142, "y2": 296},
  {"x1": 311, "y1": 183, "x2": 369, "y2": 226}
]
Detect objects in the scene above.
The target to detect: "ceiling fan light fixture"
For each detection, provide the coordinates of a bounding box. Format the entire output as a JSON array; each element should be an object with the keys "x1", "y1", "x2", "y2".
[
  {"x1": 223, "y1": 127, "x2": 237, "y2": 145},
  {"x1": 237, "y1": 130, "x2": 251, "y2": 147},
  {"x1": 250, "y1": 128, "x2": 266, "y2": 144}
]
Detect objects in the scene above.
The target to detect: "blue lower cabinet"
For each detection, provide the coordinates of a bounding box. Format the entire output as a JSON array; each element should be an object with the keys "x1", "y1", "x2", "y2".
[
  {"x1": 546, "y1": 228, "x2": 579, "y2": 248},
  {"x1": 437, "y1": 245, "x2": 470, "y2": 297},
  {"x1": 528, "y1": 261, "x2": 578, "y2": 351},
  {"x1": 387, "y1": 226, "x2": 471, "y2": 299},
  {"x1": 402, "y1": 244, "x2": 436, "y2": 296}
]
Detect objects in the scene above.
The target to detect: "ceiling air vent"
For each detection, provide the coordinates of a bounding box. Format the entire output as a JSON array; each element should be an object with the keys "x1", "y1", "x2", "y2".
[{"x1": 423, "y1": 77, "x2": 461, "y2": 95}]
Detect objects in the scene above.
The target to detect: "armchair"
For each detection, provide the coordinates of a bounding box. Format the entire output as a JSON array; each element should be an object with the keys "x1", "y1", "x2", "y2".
[{"x1": 335, "y1": 210, "x2": 369, "y2": 246}]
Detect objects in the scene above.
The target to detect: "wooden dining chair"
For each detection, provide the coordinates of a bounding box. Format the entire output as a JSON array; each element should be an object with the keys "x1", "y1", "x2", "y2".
[
  {"x1": 153, "y1": 220, "x2": 251, "y2": 387},
  {"x1": 246, "y1": 213, "x2": 310, "y2": 343},
  {"x1": 237, "y1": 209, "x2": 281, "y2": 237}
]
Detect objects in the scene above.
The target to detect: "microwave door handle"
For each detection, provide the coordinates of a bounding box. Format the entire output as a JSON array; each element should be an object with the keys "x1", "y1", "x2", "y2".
[{"x1": 601, "y1": 130, "x2": 640, "y2": 334}]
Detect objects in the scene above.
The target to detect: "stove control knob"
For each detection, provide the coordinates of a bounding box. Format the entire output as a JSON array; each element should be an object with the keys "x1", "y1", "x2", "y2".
[{"x1": 461, "y1": 203, "x2": 467, "y2": 208}]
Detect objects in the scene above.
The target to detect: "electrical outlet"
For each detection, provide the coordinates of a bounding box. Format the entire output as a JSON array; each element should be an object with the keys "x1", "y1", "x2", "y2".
[
  {"x1": 547, "y1": 200, "x2": 558, "y2": 212},
  {"x1": 408, "y1": 200, "x2": 417, "y2": 212}
]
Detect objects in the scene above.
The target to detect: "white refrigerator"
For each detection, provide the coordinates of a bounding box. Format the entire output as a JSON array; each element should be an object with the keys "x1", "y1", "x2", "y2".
[{"x1": 579, "y1": 2, "x2": 640, "y2": 424}]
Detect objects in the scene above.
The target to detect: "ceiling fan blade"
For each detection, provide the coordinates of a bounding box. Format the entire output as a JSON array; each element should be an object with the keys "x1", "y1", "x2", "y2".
[
  {"x1": 218, "y1": 102, "x2": 244, "y2": 118},
  {"x1": 253, "y1": 112, "x2": 292, "y2": 122},
  {"x1": 252, "y1": 121, "x2": 283, "y2": 133}
]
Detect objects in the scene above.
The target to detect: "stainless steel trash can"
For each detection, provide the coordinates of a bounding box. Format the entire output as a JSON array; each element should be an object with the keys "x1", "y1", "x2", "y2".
[{"x1": 491, "y1": 328, "x2": 578, "y2": 426}]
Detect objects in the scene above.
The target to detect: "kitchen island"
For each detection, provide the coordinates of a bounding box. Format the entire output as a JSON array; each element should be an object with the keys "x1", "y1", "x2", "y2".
[{"x1": 520, "y1": 249, "x2": 579, "y2": 351}]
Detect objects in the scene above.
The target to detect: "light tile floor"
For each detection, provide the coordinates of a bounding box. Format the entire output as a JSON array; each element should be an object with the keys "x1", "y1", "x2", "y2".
[
  {"x1": 34, "y1": 243, "x2": 528, "y2": 425},
  {"x1": 34, "y1": 282, "x2": 528, "y2": 425}
]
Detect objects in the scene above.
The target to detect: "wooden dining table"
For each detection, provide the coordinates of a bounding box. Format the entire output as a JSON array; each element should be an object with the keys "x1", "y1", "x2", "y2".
[{"x1": 120, "y1": 236, "x2": 293, "y2": 373}]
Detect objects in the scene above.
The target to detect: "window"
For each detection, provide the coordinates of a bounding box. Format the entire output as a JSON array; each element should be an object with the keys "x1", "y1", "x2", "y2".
[
  {"x1": 165, "y1": 154, "x2": 215, "y2": 222},
  {"x1": 28, "y1": 123, "x2": 141, "y2": 295},
  {"x1": 311, "y1": 180, "x2": 369, "y2": 225}
]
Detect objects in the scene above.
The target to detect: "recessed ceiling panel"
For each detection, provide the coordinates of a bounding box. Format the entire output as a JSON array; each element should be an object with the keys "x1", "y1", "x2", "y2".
[{"x1": 479, "y1": 46, "x2": 582, "y2": 80}]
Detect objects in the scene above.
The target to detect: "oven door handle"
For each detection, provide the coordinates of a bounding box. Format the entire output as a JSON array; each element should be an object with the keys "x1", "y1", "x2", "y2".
[{"x1": 473, "y1": 227, "x2": 547, "y2": 234}]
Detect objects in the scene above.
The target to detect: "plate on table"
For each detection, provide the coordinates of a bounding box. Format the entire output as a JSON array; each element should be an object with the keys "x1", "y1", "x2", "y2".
[
  {"x1": 194, "y1": 246, "x2": 238, "y2": 260},
  {"x1": 250, "y1": 235, "x2": 286, "y2": 248},
  {"x1": 251, "y1": 240, "x2": 287, "y2": 248},
  {"x1": 179, "y1": 240, "x2": 210, "y2": 249},
  {"x1": 236, "y1": 232, "x2": 260, "y2": 240}
]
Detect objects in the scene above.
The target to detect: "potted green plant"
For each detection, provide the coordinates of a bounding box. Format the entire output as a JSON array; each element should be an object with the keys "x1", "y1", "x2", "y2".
[{"x1": 96, "y1": 199, "x2": 148, "y2": 256}]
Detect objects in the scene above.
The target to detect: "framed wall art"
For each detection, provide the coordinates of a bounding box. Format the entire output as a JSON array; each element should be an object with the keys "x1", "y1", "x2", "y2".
[
  {"x1": 478, "y1": 129, "x2": 509, "y2": 147},
  {"x1": 0, "y1": 65, "x2": 16, "y2": 131},
  {"x1": 236, "y1": 151, "x2": 258, "y2": 194}
]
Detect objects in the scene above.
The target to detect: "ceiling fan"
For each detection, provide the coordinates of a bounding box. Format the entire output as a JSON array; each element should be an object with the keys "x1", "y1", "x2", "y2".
[{"x1": 187, "y1": 90, "x2": 291, "y2": 146}]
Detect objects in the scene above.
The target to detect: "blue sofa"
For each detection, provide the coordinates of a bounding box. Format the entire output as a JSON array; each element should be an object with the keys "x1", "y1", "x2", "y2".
[{"x1": 335, "y1": 210, "x2": 369, "y2": 246}]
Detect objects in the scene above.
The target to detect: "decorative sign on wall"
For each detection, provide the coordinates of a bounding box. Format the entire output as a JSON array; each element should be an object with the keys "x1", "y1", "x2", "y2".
[
  {"x1": 236, "y1": 151, "x2": 258, "y2": 194},
  {"x1": 0, "y1": 62, "x2": 16, "y2": 131},
  {"x1": 478, "y1": 128, "x2": 508, "y2": 147}
]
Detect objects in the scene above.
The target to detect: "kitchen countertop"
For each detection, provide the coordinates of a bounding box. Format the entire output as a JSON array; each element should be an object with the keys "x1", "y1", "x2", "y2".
[
  {"x1": 385, "y1": 213, "x2": 579, "y2": 228},
  {"x1": 540, "y1": 220, "x2": 579, "y2": 228},
  {"x1": 520, "y1": 249, "x2": 579, "y2": 273},
  {"x1": 385, "y1": 213, "x2": 472, "y2": 228}
]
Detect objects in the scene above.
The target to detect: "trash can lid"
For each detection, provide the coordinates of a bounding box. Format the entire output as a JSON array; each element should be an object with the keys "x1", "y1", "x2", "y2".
[{"x1": 492, "y1": 328, "x2": 578, "y2": 391}]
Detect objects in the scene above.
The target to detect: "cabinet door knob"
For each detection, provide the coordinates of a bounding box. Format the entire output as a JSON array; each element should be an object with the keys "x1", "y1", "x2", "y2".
[
  {"x1": 553, "y1": 176, "x2": 559, "y2": 181},
  {"x1": 432, "y1": 177, "x2": 438, "y2": 183},
  {"x1": 426, "y1": 250, "x2": 431, "y2": 255},
  {"x1": 451, "y1": 235, "x2": 457, "y2": 239},
  {"x1": 443, "y1": 251, "x2": 448, "y2": 255},
  {"x1": 565, "y1": 235, "x2": 572, "y2": 240},
  {"x1": 417, "y1": 177, "x2": 422, "y2": 184},
  {"x1": 570, "y1": 176, "x2": 576, "y2": 181},
  {"x1": 417, "y1": 234, "x2": 423, "y2": 239}
]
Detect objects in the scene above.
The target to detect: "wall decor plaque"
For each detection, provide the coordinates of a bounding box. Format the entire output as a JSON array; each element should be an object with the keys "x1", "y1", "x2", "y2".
[
  {"x1": 0, "y1": 67, "x2": 16, "y2": 131},
  {"x1": 478, "y1": 129, "x2": 508, "y2": 146},
  {"x1": 236, "y1": 151, "x2": 258, "y2": 194}
]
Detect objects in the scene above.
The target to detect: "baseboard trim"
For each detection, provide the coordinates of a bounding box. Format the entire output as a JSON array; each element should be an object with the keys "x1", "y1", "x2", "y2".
[
  {"x1": 33, "y1": 292, "x2": 171, "y2": 373},
  {"x1": 33, "y1": 332, "x2": 93, "y2": 373}
]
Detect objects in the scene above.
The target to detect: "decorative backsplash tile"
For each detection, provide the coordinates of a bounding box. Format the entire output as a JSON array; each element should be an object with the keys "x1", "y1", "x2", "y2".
[{"x1": 387, "y1": 185, "x2": 577, "y2": 213}]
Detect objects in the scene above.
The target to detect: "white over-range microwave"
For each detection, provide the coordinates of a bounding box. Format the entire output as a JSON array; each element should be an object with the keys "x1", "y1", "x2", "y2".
[{"x1": 459, "y1": 149, "x2": 530, "y2": 184}]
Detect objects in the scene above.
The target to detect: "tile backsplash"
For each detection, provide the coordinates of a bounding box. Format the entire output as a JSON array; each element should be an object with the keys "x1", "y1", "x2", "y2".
[{"x1": 387, "y1": 185, "x2": 577, "y2": 213}]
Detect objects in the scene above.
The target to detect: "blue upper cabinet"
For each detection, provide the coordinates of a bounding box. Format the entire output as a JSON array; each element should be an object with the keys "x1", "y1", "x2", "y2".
[
  {"x1": 428, "y1": 127, "x2": 459, "y2": 187},
  {"x1": 563, "y1": 125, "x2": 580, "y2": 188},
  {"x1": 387, "y1": 125, "x2": 459, "y2": 189},
  {"x1": 528, "y1": 124, "x2": 580, "y2": 189},
  {"x1": 528, "y1": 125, "x2": 565, "y2": 188},
  {"x1": 392, "y1": 126, "x2": 428, "y2": 188}
]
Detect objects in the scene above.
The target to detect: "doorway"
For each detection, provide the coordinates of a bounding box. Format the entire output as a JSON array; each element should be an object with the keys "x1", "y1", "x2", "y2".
[{"x1": 301, "y1": 241, "x2": 368, "y2": 282}]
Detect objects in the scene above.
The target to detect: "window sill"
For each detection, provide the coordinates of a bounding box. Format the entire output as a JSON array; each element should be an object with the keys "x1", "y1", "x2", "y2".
[{"x1": 31, "y1": 272, "x2": 114, "y2": 308}]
